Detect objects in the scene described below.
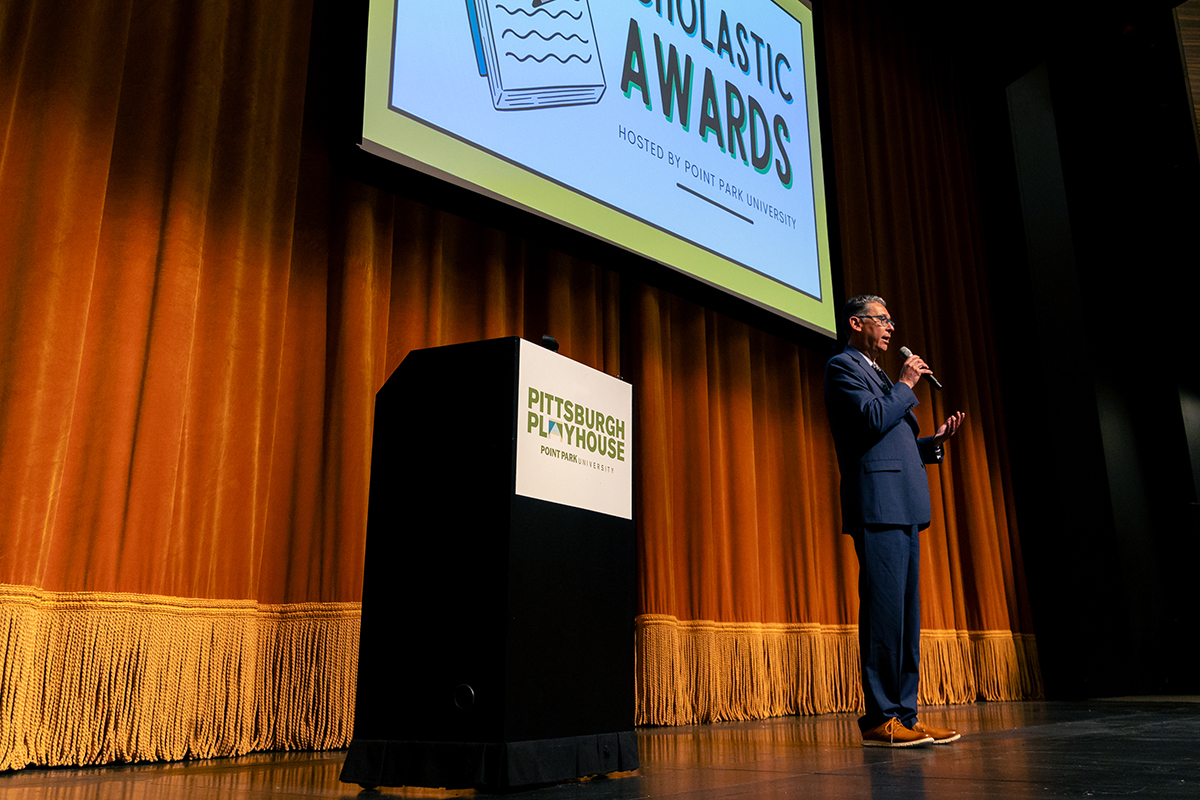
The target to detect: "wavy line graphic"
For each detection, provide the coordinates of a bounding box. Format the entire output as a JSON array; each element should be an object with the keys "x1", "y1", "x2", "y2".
[
  {"x1": 494, "y1": 4, "x2": 583, "y2": 21},
  {"x1": 504, "y1": 51, "x2": 593, "y2": 64},
  {"x1": 501, "y1": 28, "x2": 589, "y2": 44}
]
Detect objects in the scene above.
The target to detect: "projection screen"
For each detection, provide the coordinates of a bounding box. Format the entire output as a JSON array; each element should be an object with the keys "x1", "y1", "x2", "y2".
[{"x1": 361, "y1": 0, "x2": 836, "y2": 336}]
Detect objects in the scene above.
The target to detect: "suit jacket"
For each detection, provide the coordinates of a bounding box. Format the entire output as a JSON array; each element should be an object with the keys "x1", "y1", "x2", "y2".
[{"x1": 824, "y1": 345, "x2": 942, "y2": 535}]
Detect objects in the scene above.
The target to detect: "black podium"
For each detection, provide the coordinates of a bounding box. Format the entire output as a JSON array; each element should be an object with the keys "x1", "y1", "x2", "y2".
[{"x1": 340, "y1": 337, "x2": 638, "y2": 790}]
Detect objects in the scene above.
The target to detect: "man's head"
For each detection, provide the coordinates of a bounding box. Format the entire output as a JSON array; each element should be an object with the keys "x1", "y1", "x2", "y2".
[{"x1": 842, "y1": 294, "x2": 895, "y2": 361}]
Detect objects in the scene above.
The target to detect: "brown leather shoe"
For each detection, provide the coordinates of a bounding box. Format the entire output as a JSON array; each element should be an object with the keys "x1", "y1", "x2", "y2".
[
  {"x1": 861, "y1": 718, "x2": 934, "y2": 747},
  {"x1": 911, "y1": 721, "x2": 961, "y2": 744}
]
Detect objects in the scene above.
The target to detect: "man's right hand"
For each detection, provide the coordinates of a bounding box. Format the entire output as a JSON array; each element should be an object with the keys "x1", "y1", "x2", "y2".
[{"x1": 898, "y1": 355, "x2": 932, "y2": 388}]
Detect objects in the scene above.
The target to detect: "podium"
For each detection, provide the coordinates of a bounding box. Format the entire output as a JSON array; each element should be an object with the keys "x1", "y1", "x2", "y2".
[{"x1": 340, "y1": 337, "x2": 638, "y2": 790}]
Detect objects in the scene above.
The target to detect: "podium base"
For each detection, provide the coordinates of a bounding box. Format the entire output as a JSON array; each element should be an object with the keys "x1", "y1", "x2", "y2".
[{"x1": 339, "y1": 731, "x2": 639, "y2": 790}]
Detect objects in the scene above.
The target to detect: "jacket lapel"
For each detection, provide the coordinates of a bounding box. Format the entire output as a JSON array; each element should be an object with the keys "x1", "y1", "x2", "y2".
[
  {"x1": 848, "y1": 346, "x2": 921, "y2": 435},
  {"x1": 848, "y1": 347, "x2": 890, "y2": 394}
]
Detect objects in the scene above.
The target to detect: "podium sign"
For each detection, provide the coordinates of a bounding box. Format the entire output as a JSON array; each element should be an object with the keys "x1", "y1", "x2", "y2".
[{"x1": 515, "y1": 339, "x2": 632, "y2": 519}]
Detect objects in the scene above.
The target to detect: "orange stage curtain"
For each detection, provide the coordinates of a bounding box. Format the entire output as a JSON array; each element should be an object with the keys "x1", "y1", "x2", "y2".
[{"x1": 0, "y1": 0, "x2": 1038, "y2": 770}]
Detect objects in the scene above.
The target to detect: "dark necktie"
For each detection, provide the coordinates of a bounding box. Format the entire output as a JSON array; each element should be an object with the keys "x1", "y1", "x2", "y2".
[{"x1": 871, "y1": 363, "x2": 890, "y2": 387}]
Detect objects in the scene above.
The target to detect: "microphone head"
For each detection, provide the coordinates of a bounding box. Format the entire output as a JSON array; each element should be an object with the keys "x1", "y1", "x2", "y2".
[{"x1": 899, "y1": 346, "x2": 913, "y2": 359}]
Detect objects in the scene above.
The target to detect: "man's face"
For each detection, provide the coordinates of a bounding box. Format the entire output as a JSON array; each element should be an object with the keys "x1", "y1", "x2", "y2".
[{"x1": 849, "y1": 302, "x2": 893, "y2": 359}]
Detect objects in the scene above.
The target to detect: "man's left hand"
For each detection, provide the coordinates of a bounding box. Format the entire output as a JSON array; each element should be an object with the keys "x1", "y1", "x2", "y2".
[{"x1": 933, "y1": 411, "x2": 965, "y2": 445}]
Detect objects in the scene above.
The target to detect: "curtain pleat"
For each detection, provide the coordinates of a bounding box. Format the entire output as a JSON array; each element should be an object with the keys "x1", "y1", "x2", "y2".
[{"x1": 1, "y1": 0, "x2": 1039, "y2": 769}]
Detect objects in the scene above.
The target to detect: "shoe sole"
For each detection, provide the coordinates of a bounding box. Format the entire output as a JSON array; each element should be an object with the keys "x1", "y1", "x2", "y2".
[
  {"x1": 862, "y1": 736, "x2": 934, "y2": 747},
  {"x1": 928, "y1": 733, "x2": 961, "y2": 744}
]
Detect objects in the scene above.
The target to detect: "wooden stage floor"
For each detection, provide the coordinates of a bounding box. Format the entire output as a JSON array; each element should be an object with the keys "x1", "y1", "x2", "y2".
[{"x1": 3, "y1": 700, "x2": 1197, "y2": 798}]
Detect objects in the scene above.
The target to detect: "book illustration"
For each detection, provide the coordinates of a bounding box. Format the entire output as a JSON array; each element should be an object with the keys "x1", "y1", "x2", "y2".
[{"x1": 465, "y1": 0, "x2": 606, "y2": 110}]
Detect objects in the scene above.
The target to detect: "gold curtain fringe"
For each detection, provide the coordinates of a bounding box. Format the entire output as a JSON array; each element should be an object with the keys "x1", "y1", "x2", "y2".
[
  {"x1": 970, "y1": 630, "x2": 1045, "y2": 701},
  {"x1": 918, "y1": 629, "x2": 978, "y2": 705},
  {"x1": 0, "y1": 585, "x2": 360, "y2": 771},
  {"x1": 636, "y1": 615, "x2": 1043, "y2": 726},
  {"x1": 636, "y1": 613, "x2": 861, "y2": 727},
  {"x1": 0, "y1": 588, "x2": 1044, "y2": 769}
]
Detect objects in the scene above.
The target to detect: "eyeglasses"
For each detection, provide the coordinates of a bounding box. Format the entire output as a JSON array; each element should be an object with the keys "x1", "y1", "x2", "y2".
[{"x1": 856, "y1": 314, "x2": 896, "y2": 329}]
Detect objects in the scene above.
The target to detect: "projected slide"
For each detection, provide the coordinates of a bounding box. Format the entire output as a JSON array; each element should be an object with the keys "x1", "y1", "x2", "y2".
[{"x1": 362, "y1": 0, "x2": 835, "y2": 335}]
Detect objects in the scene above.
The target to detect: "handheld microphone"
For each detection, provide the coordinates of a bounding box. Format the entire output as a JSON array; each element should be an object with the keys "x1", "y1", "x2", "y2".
[{"x1": 899, "y1": 346, "x2": 943, "y2": 391}]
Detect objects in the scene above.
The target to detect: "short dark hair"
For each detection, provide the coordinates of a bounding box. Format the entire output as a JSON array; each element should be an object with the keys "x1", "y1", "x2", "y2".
[{"x1": 840, "y1": 294, "x2": 886, "y2": 339}]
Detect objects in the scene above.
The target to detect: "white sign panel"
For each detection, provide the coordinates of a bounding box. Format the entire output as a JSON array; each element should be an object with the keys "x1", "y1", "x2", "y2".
[{"x1": 515, "y1": 339, "x2": 633, "y2": 519}]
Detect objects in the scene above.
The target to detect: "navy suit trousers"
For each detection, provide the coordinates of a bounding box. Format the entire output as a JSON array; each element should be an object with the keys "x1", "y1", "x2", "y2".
[{"x1": 854, "y1": 523, "x2": 921, "y2": 732}]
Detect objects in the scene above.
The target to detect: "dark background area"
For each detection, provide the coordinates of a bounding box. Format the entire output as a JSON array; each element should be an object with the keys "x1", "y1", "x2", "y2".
[{"x1": 961, "y1": 0, "x2": 1200, "y2": 697}]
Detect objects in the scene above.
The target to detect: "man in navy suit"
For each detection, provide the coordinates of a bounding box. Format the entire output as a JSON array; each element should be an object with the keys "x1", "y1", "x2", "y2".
[{"x1": 824, "y1": 295, "x2": 965, "y2": 747}]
